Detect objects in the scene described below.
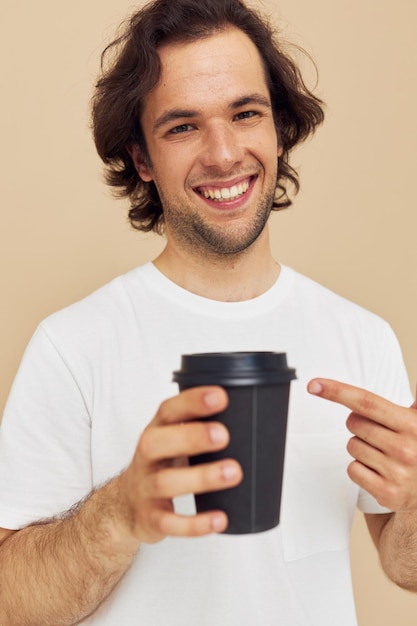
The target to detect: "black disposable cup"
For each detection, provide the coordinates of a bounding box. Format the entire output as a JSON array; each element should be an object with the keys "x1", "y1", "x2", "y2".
[{"x1": 173, "y1": 352, "x2": 296, "y2": 534}]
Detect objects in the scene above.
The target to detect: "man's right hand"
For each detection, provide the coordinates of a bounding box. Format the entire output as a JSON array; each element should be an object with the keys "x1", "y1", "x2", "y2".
[
  {"x1": 116, "y1": 386, "x2": 243, "y2": 544},
  {"x1": 0, "y1": 387, "x2": 242, "y2": 626}
]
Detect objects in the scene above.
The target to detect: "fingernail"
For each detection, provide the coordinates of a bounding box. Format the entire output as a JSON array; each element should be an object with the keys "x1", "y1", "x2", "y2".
[
  {"x1": 221, "y1": 463, "x2": 239, "y2": 481},
  {"x1": 211, "y1": 513, "x2": 227, "y2": 532},
  {"x1": 203, "y1": 391, "x2": 221, "y2": 408},
  {"x1": 209, "y1": 424, "x2": 227, "y2": 443},
  {"x1": 308, "y1": 381, "x2": 323, "y2": 395}
]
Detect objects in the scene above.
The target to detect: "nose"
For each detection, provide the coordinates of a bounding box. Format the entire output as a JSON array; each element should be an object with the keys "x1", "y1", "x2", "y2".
[{"x1": 199, "y1": 122, "x2": 244, "y2": 171}]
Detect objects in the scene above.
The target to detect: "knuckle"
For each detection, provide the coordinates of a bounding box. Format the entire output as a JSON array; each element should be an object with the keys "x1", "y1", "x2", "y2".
[
  {"x1": 391, "y1": 462, "x2": 408, "y2": 484},
  {"x1": 192, "y1": 462, "x2": 226, "y2": 494},
  {"x1": 150, "y1": 469, "x2": 170, "y2": 496},
  {"x1": 376, "y1": 478, "x2": 413, "y2": 510},
  {"x1": 156, "y1": 513, "x2": 172, "y2": 536},
  {"x1": 191, "y1": 463, "x2": 211, "y2": 492},
  {"x1": 174, "y1": 421, "x2": 201, "y2": 453},
  {"x1": 345, "y1": 413, "x2": 355, "y2": 433},
  {"x1": 375, "y1": 492, "x2": 392, "y2": 509},
  {"x1": 381, "y1": 483, "x2": 400, "y2": 509},
  {"x1": 346, "y1": 436, "x2": 358, "y2": 456},
  {"x1": 368, "y1": 479, "x2": 395, "y2": 509},
  {"x1": 391, "y1": 437, "x2": 417, "y2": 467},
  {"x1": 178, "y1": 421, "x2": 197, "y2": 445},
  {"x1": 399, "y1": 445, "x2": 417, "y2": 467},
  {"x1": 157, "y1": 398, "x2": 174, "y2": 423},
  {"x1": 184, "y1": 421, "x2": 225, "y2": 451},
  {"x1": 357, "y1": 392, "x2": 377, "y2": 415},
  {"x1": 346, "y1": 460, "x2": 360, "y2": 482},
  {"x1": 137, "y1": 427, "x2": 155, "y2": 459},
  {"x1": 193, "y1": 515, "x2": 215, "y2": 536}
]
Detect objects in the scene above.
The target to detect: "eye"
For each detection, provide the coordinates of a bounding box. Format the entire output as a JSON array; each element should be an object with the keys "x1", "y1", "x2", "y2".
[
  {"x1": 169, "y1": 123, "x2": 194, "y2": 135},
  {"x1": 234, "y1": 110, "x2": 258, "y2": 121}
]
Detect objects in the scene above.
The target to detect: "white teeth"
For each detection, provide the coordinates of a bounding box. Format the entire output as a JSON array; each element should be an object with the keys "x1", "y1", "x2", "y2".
[{"x1": 201, "y1": 180, "x2": 250, "y2": 201}]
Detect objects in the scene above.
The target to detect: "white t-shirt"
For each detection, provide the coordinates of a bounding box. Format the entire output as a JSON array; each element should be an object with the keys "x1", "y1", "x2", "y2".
[{"x1": 0, "y1": 264, "x2": 412, "y2": 625}]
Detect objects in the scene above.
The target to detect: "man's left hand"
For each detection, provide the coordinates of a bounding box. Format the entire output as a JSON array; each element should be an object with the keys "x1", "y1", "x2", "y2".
[{"x1": 308, "y1": 379, "x2": 417, "y2": 512}]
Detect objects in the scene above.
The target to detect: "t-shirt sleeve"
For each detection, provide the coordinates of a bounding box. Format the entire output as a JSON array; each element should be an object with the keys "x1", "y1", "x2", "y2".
[
  {"x1": 0, "y1": 325, "x2": 93, "y2": 529},
  {"x1": 357, "y1": 322, "x2": 413, "y2": 514}
]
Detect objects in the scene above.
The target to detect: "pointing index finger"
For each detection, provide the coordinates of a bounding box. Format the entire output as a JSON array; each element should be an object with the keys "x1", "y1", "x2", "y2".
[{"x1": 307, "y1": 378, "x2": 406, "y2": 432}]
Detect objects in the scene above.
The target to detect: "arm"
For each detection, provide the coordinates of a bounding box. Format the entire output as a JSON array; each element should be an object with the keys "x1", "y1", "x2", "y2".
[
  {"x1": 308, "y1": 379, "x2": 417, "y2": 592},
  {"x1": 0, "y1": 386, "x2": 242, "y2": 626},
  {"x1": 0, "y1": 479, "x2": 140, "y2": 626},
  {"x1": 366, "y1": 511, "x2": 417, "y2": 592}
]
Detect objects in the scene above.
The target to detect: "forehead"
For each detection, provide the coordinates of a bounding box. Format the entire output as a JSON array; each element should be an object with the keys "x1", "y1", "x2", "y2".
[
  {"x1": 143, "y1": 27, "x2": 270, "y2": 123},
  {"x1": 159, "y1": 27, "x2": 267, "y2": 82}
]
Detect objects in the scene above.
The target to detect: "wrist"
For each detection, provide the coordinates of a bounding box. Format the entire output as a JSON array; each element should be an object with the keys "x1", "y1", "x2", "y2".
[{"x1": 80, "y1": 475, "x2": 141, "y2": 556}]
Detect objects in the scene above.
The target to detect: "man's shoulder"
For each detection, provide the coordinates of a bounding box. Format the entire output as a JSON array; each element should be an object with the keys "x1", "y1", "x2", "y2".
[
  {"x1": 284, "y1": 265, "x2": 389, "y2": 328},
  {"x1": 39, "y1": 263, "x2": 152, "y2": 336}
]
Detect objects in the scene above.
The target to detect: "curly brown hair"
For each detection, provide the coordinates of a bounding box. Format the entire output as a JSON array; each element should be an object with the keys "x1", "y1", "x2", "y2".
[{"x1": 91, "y1": 0, "x2": 325, "y2": 233}]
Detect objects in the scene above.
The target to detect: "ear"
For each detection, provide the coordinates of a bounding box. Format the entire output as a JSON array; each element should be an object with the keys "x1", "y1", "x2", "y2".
[
  {"x1": 127, "y1": 143, "x2": 154, "y2": 182},
  {"x1": 277, "y1": 144, "x2": 284, "y2": 158}
]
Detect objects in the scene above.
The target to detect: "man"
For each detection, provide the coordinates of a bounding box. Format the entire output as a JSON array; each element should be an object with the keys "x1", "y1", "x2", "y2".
[{"x1": 0, "y1": 0, "x2": 416, "y2": 624}]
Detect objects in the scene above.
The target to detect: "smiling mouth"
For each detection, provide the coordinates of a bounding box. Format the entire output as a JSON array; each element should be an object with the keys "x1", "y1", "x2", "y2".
[{"x1": 195, "y1": 176, "x2": 255, "y2": 202}]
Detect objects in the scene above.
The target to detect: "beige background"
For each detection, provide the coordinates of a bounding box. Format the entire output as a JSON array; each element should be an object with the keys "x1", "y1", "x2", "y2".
[{"x1": 1, "y1": 0, "x2": 416, "y2": 623}]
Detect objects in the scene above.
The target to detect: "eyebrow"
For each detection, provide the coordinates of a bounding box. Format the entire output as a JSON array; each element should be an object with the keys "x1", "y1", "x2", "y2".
[
  {"x1": 154, "y1": 109, "x2": 199, "y2": 132},
  {"x1": 231, "y1": 93, "x2": 271, "y2": 110},
  {"x1": 153, "y1": 93, "x2": 272, "y2": 132}
]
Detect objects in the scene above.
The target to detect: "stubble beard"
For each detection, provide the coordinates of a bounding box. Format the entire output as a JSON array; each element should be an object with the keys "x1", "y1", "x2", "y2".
[{"x1": 158, "y1": 181, "x2": 277, "y2": 258}]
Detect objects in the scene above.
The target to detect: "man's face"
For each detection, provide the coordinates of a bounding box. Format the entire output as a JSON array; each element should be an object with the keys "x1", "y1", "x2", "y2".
[{"x1": 134, "y1": 27, "x2": 282, "y2": 257}]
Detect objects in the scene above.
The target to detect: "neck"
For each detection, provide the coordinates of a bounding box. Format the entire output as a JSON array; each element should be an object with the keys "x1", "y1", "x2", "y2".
[{"x1": 153, "y1": 228, "x2": 280, "y2": 302}]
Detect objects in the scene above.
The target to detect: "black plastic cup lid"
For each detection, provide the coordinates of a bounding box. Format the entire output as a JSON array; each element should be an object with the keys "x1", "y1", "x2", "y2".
[{"x1": 173, "y1": 351, "x2": 296, "y2": 387}]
